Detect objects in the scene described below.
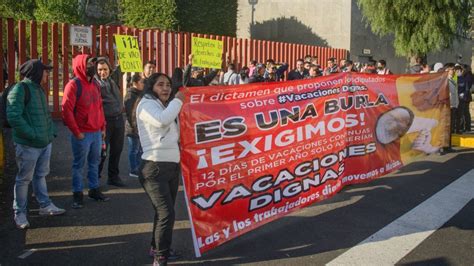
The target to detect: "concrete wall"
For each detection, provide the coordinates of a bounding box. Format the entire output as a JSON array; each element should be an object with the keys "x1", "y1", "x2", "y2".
[
  {"x1": 236, "y1": 0, "x2": 352, "y2": 49},
  {"x1": 349, "y1": 0, "x2": 408, "y2": 73}
]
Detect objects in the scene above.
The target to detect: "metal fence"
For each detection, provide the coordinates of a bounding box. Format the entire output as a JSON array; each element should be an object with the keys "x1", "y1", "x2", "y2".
[{"x1": 0, "y1": 18, "x2": 348, "y2": 118}]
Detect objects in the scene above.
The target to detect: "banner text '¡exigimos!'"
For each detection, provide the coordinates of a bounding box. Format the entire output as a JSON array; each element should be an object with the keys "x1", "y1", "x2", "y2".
[{"x1": 194, "y1": 105, "x2": 363, "y2": 169}]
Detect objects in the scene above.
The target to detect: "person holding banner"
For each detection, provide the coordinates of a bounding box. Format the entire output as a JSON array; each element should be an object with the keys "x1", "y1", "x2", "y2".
[
  {"x1": 136, "y1": 73, "x2": 185, "y2": 266},
  {"x1": 288, "y1": 59, "x2": 309, "y2": 80}
]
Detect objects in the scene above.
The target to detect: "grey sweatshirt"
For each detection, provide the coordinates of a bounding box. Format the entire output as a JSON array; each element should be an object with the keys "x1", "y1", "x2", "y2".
[{"x1": 97, "y1": 77, "x2": 123, "y2": 118}]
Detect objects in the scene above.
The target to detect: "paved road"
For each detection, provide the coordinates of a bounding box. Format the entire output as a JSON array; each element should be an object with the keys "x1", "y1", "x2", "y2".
[{"x1": 1, "y1": 121, "x2": 473, "y2": 265}]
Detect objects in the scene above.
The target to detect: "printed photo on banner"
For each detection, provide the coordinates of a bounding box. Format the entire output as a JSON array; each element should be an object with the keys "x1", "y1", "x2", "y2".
[
  {"x1": 191, "y1": 37, "x2": 223, "y2": 69},
  {"x1": 114, "y1": 34, "x2": 143, "y2": 72},
  {"x1": 178, "y1": 72, "x2": 450, "y2": 257}
]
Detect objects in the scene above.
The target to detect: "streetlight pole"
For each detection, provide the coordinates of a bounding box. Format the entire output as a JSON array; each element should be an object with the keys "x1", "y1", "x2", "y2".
[{"x1": 249, "y1": 0, "x2": 258, "y2": 37}]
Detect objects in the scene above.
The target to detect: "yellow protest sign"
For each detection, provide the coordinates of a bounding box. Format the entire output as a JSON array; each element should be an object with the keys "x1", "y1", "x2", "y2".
[
  {"x1": 114, "y1": 35, "x2": 143, "y2": 72},
  {"x1": 191, "y1": 37, "x2": 223, "y2": 69}
]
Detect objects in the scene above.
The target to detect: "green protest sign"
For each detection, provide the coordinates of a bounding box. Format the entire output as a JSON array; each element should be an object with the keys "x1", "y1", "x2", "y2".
[
  {"x1": 191, "y1": 37, "x2": 223, "y2": 69},
  {"x1": 114, "y1": 35, "x2": 143, "y2": 72}
]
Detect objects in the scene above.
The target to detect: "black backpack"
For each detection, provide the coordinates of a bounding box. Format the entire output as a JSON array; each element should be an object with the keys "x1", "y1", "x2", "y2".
[{"x1": 1, "y1": 82, "x2": 31, "y2": 128}]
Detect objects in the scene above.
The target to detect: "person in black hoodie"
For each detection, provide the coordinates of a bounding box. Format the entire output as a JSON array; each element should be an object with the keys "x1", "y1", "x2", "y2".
[
  {"x1": 95, "y1": 57, "x2": 126, "y2": 187},
  {"x1": 124, "y1": 73, "x2": 144, "y2": 177},
  {"x1": 183, "y1": 54, "x2": 218, "y2": 87}
]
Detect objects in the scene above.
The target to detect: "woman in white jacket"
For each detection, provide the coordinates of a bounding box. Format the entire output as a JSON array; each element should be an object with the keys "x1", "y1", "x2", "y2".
[{"x1": 136, "y1": 73, "x2": 185, "y2": 266}]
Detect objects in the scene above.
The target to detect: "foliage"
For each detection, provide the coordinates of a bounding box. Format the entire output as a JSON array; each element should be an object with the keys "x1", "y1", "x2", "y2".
[
  {"x1": 0, "y1": 0, "x2": 35, "y2": 20},
  {"x1": 470, "y1": 5, "x2": 474, "y2": 38},
  {"x1": 175, "y1": 0, "x2": 237, "y2": 36},
  {"x1": 1, "y1": 0, "x2": 238, "y2": 36},
  {"x1": 357, "y1": 0, "x2": 472, "y2": 57},
  {"x1": 119, "y1": 0, "x2": 177, "y2": 30},
  {"x1": 33, "y1": 0, "x2": 82, "y2": 24},
  {"x1": 83, "y1": 0, "x2": 120, "y2": 25}
]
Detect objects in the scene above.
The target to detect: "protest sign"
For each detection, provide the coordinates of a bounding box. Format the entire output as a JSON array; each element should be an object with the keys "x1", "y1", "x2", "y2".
[
  {"x1": 70, "y1": 25, "x2": 92, "y2": 47},
  {"x1": 179, "y1": 72, "x2": 450, "y2": 256},
  {"x1": 114, "y1": 35, "x2": 143, "y2": 72},
  {"x1": 191, "y1": 37, "x2": 223, "y2": 69}
]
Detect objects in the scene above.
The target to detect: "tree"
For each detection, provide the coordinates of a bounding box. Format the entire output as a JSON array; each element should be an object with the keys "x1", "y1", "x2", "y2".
[
  {"x1": 33, "y1": 0, "x2": 82, "y2": 24},
  {"x1": 175, "y1": 0, "x2": 237, "y2": 36},
  {"x1": 0, "y1": 0, "x2": 35, "y2": 20},
  {"x1": 357, "y1": 0, "x2": 472, "y2": 58},
  {"x1": 119, "y1": 0, "x2": 177, "y2": 30},
  {"x1": 83, "y1": 0, "x2": 120, "y2": 26}
]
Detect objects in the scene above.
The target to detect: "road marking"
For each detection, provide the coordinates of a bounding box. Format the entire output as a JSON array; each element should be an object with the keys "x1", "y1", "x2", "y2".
[
  {"x1": 327, "y1": 169, "x2": 474, "y2": 266},
  {"x1": 18, "y1": 249, "x2": 37, "y2": 259},
  {"x1": 22, "y1": 242, "x2": 125, "y2": 253}
]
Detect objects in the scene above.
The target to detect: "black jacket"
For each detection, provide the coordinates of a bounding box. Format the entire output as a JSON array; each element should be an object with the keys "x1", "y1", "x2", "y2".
[
  {"x1": 248, "y1": 75, "x2": 266, "y2": 83},
  {"x1": 96, "y1": 77, "x2": 123, "y2": 118},
  {"x1": 183, "y1": 64, "x2": 218, "y2": 87},
  {"x1": 288, "y1": 69, "x2": 309, "y2": 80},
  {"x1": 124, "y1": 87, "x2": 142, "y2": 137}
]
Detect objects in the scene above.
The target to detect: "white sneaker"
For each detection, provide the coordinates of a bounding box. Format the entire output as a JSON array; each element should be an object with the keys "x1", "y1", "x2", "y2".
[
  {"x1": 129, "y1": 172, "x2": 139, "y2": 178},
  {"x1": 14, "y1": 213, "x2": 30, "y2": 229},
  {"x1": 39, "y1": 203, "x2": 66, "y2": 216}
]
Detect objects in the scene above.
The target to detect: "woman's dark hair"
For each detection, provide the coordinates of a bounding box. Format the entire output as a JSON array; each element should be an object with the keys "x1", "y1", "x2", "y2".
[
  {"x1": 126, "y1": 73, "x2": 142, "y2": 88},
  {"x1": 143, "y1": 72, "x2": 172, "y2": 99},
  {"x1": 240, "y1": 66, "x2": 249, "y2": 80},
  {"x1": 171, "y1": 68, "x2": 183, "y2": 98}
]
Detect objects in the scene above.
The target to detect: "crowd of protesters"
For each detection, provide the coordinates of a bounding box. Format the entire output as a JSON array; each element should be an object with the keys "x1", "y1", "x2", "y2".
[{"x1": 3, "y1": 51, "x2": 473, "y2": 266}]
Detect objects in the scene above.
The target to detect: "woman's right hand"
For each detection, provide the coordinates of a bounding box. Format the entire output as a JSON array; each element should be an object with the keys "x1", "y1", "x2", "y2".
[{"x1": 175, "y1": 91, "x2": 185, "y2": 102}]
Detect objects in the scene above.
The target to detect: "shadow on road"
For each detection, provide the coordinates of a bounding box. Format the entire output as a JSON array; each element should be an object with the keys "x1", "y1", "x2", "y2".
[{"x1": 1, "y1": 122, "x2": 473, "y2": 265}]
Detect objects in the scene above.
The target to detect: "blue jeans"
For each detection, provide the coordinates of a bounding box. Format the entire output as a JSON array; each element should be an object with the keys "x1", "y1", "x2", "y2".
[
  {"x1": 71, "y1": 131, "x2": 101, "y2": 192},
  {"x1": 13, "y1": 143, "x2": 52, "y2": 215},
  {"x1": 127, "y1": 136, "x2": 142, "y2": 174}
]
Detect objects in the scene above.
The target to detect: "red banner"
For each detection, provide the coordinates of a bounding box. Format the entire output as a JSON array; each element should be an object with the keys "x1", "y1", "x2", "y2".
[{"x1": 179, "y1": 72, "x2": 450, "y2": 256}]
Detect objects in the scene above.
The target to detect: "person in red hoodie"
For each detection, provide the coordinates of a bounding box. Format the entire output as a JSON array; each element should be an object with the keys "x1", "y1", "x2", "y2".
[{"x1": 62, "y1": 54, "x2": 109, "y2": 208}]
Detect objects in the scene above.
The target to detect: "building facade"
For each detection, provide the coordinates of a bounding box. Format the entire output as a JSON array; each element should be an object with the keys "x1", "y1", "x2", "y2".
[{"x1": 237, "y1": 0, "x2": 473, "y2": 73}]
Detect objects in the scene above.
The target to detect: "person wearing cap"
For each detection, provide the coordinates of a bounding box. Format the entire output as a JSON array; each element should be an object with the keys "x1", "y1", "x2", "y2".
[
  {"x1": 248, "y1": 63, "x2": 267, "y2": 83},
  {"x1": 95, "y1": 57, "x2": 126, "y2": 187},
  {"x1": 183, "y1": 54, "x2": 218, "y2": 87},
  {"x1": 62, "y1": 54, "x2": 109, "y2": 208},
  {"x1": 7, "y1": 59, "x2": 65, "y2": 229},
  {"x1": 431, "y1": 62, "x2": 444, "y2": 73}
]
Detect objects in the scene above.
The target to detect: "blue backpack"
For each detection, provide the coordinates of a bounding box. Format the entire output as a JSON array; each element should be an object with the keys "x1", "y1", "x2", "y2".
[{"x1": 70, "y1": 77, "x2": 83, "y2": 114}]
